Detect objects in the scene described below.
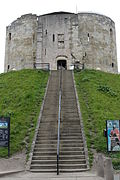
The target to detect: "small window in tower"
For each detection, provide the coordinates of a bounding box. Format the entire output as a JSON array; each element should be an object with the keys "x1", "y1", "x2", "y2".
[
  {"x1": 8, "y1": 65, "x2": 10, "y2": 70},
  {"x1": 33, "y1": 34, "x2": 35, "y2": 43},
  {"x1": 110, "y1": 28, "x2": 113, "y2": 36},
  {"x1": 112, "y1": 62, "x2": 114, "y2": 68},
  {"x1": 9, "y1": 33, "x2": 11, "y2": 40},
  {"x1": 53, "y1": 34, "x2": 55, "y2": 42},
  {"x1": 88, "y1": 33, "x2": 90, "y2": 42},
  {"x1": 57, "y1": 34, "x2": 64, "y2": 48},
  {"x1": 45, "y1": 48, "x2": 46, "y2": 55},
  {"x1": 45, "y1": 30, "x2": 47, "y2": 35}
]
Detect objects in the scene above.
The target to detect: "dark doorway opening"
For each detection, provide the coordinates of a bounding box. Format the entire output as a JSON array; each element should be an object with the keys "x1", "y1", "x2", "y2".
[{"x1": 57, "y1": 60, "x2": 67, "y2": 70}]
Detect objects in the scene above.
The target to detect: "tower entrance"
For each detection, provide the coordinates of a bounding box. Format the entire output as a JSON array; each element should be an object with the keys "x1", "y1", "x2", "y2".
[{"x1": 57, "y1": 60, "x2": 67, "y2": 70}]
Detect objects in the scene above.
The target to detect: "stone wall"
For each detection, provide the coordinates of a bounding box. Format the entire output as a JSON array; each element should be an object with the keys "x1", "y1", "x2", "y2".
[
  {"x1": 4, "y1": 12, "x2": 118, "y2": 73},
  {"x1": 77, "y1": 13, "x2": 117, "y2": 73},
  {"x1": 36, "y1": 12, "x2": 74, "y2": 70},
  {"x1": 4, "y1": 14, "x2": 37, "y2": 72}
]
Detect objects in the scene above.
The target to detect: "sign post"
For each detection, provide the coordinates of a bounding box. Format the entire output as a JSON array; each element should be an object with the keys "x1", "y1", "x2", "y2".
[
  {"x1": 106, "y1": 120, "x2": 120, "y2": 152},
  {"x1": 0, "y1": 117, "x2": 10, "y2": 157}
]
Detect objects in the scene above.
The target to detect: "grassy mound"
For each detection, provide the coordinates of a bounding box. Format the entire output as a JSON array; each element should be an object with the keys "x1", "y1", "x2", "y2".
[
  {"x1": 0, "y1": 69, "x2": 49, "y2": 157},
  {"x1": 74, "y1": 69, "x2": 120, "y2": 170}
]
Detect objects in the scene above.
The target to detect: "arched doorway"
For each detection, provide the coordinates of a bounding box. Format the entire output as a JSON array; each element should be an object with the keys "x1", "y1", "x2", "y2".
[{"x1": 57, "y1": 60, "x2": 67, "y2": 70}]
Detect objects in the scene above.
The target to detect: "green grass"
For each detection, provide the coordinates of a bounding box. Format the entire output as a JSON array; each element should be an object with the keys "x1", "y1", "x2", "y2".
[
  {"x1": 0, "y1": 69, "x2": 49, "y2": 157},
  {"x1": 74, "y1": 69, "x2": 120, "y2": 169}
]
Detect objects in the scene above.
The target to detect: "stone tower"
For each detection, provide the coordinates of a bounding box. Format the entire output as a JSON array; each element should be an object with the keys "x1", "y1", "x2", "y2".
[{"x1": 4, "y1": 12, "x2": 118, "y2": 73}]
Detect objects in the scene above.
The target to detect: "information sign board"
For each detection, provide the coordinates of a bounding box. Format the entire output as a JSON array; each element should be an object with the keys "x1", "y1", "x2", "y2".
[
  {"x1": 106, "y1": 120, "x2": 120, "y2": 151},
  {"x1": 0, "y1": 117, "x2": 10, "y2": 156}
]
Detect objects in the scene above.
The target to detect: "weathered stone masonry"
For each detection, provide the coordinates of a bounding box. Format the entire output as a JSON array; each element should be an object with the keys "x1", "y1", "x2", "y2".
[{"x1": 4, "y1": 12, "x2": 118, "y2": 73}]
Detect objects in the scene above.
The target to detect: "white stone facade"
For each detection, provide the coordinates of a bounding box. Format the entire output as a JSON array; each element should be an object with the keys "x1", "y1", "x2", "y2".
[{"x1": 4, "y1": 12, "x2": 118, "y2": 73}]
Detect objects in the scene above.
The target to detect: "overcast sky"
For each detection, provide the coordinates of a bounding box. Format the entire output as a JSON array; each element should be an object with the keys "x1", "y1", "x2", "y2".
[{"x1": 0, "y1": 0, "x2": 120, "y2": 73}]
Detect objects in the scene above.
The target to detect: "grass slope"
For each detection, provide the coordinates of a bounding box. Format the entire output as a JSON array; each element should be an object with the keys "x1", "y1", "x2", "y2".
[
  {"x1": 0, "y1": 69, "x2": 49, "y2": 157},
  {"x1": 74, "y1": 69, "x2": 120, "y2": 170}
]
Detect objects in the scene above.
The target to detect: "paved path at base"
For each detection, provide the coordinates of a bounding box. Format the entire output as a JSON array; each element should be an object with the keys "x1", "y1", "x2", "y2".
[
  {"x1": 0, "y1": 171, "x2": 105, "y2": 180},
  {"x1": 0, "y1": 171, "x2": 120, "y2": 180}
]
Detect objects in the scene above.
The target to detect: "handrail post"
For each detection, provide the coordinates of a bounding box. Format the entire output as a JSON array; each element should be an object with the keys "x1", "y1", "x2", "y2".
[{"x1": 57, "y1": 68, "x2": 62, "y2": 175}]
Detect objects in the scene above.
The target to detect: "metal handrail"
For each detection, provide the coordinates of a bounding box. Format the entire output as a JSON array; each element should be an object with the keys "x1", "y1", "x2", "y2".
[{"x1": 57, "y1": 68, "x2": 62, "y2": 175}]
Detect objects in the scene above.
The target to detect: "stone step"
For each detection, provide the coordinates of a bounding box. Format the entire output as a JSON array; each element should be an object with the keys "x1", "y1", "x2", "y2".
[
  {"x1": 60, "y1": 139, "x2": 83, "y2": 143},
  {"x1": 41, "y1": 116, "x2": 57, "y2": 119},
  {"x1": 60, "y1": 151, "x2": 85, "y2": 155},
  {"x1": 60, "y1": 137, "x2": 82, "y2": 140},
  {"x1": 60, "y1": 159, "x2": 86, "y2": 164},
  {"x1": 60, "y1": 147, "x2": 84, "y2": 151},
  {"x1": 37, "y1": 134, "x2": 57, "y2": 137},
  {"x1": 31, "y1": 159, "x2": 86, "y2": 164},
  {"x1": 61, "y1": 129, "x2": 81, "y2": 132},
  {"x1": 35, "y1": 139, "x2": 83, "y2": 144},
  {"x1": 40, "y1": 120, "x2": 57, "y2": 123},
  {"x1": 61, "y1": 122, "x2": 80, "y2": 125},
  {"x1": 36, "y1": 136, "x2": 57, "y2": 140},
  {"x1": 33, "y1": 152, "x2": 56, "y2": 156},
  {"x1": 32, "y1": 156, "x2": 56, "y2": 160},
  {"x1": 61, "y1": 130, "x2": 81, "y2": 133},
  {"x1": 34, "y1": 148, "x2": 85, "y2": 155},
  {"x1": 30, "y1": 164, "x2": 56, "y2": 169},
  {"x1": 60, "y1": 132, "x2": 82, "y2": 135},
  {"x1": 61, "y1": 111, "x2": 78, "y2": 114},
  {"x1": 61, "y1": 117, "x2": 80, "y2": 121},
  {"x1": 36, "y1": 127, "x2": 57, "y2": 131},
  {"x1": 35, "y1": 144, "x2": 57, "y2": 148},
  {"x1": 59, "y1": 168, "x2": 88, "y2": 173},
  {"x1": 30, "y1": 169, "x2": 56, "y2": 173},
  {"x1": 31, "y1": 160, "x2": 57, "y2": 164},
  {"x1": 60, "y1": 154, "x2": 86, "y2": 160},
  {"x1": 41, "y1": 113, "x2": 58, "y2": 116},
  {"x1": 39, "y1": 127, "x2": 81, "y2": 131},
  {"x1": 61, "y1": 125, "x2": 81, "y2": 129},
  {"x1": 61, "y1": 105, "x2": 77, "y2": 108},
  {"x1": 36, "y1": 139, "x2": 57, "y2": 142},
  {"x1": 37, "y1": 133, "x2": 57, "y2": 136},
  {"x1": 34, "y1": 148, "x2": 57, "y2": 152},
  {"x1": 59, "y1": 164, "x2": 87, "y2": 169},
  {"x1": 62, "y1": 115, "x2": 79, "y2": 118},
  {"x1": 60, "y1": 143, "x2": 84, "y2": 147},
  {"x1": 61, "y1": 118, "x2": 80, "y2": 121},
  {"x1": 31, "y1": 164, "x2": 87, "y2": 170},
  {"x1": 35, "y1": 141, "x2": 57, "y2": 144},
  {"x1": 40, "y1": 121, "x2": 58, "y2": 125},
  {"x1": 37, "y1": 131, "x2": 81, "y2": 136},
  {"x1": 38, "y1": 129, "x2": 57, "y2": 132},
  {"x1": 36, "y1": 131, "x2": 57, "y2": 135}
]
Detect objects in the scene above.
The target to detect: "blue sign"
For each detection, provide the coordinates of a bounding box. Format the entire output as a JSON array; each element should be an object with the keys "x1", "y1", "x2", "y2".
[
  {"x1": 106, "y1": 120, "x2": 120, "y2": 151},
  {"x1": 0, "y1": 117, "x2": 10, "y2": 148}
]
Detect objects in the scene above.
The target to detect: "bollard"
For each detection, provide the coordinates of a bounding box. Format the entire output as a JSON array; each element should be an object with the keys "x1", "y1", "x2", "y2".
[
  {"x1": 96, "y1": 154, "x2": 104, "y2": 177},
  {"x1": 104, "y1": 158, "x2": 114, "y2": 180}
]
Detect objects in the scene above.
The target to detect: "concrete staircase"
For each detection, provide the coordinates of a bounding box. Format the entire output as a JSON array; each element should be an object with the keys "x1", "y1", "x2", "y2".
[
  {"x1": 30, "y1": 71, "x2": 59, "y2": 172},
  {"x1": 60, "y1": 70, "x2": 87, "y2": 172},
  {"x1": 30, "y1": 70, "x2": 88, "y2": 173}
]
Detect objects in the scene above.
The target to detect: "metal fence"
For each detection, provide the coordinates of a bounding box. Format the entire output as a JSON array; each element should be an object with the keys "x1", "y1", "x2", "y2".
[{"x1": 34, "y1": 63, "x2": 50, "y2": 71}]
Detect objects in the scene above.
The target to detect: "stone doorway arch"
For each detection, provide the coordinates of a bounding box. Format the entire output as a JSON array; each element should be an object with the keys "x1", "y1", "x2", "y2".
[
  {"x1": 57, "y1": 60, "x2": 67, "y2": 70},
  {"x1": 56, "y1": 56, "x2": 68, "y2": 70}
]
